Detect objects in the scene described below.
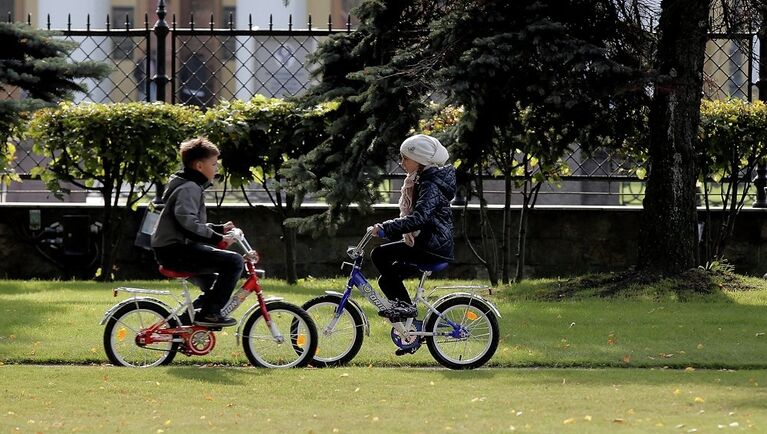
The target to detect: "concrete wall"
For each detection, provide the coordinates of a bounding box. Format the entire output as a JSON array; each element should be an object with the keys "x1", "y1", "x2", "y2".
[{"x1": 1, "y1": 204, "x2": 766, "y2": 280}]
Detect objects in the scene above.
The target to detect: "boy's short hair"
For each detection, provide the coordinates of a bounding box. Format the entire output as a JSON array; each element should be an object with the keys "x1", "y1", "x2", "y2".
[{"x1": 180, "y1": 137, "x2": 220, "y2": 168}]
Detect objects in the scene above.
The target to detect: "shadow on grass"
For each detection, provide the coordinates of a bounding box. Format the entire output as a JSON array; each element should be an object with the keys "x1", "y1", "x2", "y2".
[
  {"x1": 436, "y1": 368, "x2": 499, "y2": 380},
  {"x1": 165, "y1": 365, "x2": 273, "y2": 384},
  {"x1": 0, "y1": 298, "x2": 66, "y2": 341}
]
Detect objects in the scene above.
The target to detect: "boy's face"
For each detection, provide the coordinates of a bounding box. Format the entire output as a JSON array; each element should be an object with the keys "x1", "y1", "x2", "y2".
[{"x1": 194, "y1": 155, "x2": 219, "y2": 182}]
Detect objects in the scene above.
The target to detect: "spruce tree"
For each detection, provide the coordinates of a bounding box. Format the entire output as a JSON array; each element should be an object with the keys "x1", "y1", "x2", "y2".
[
  {"x1": 283, "y1": 0, "x2": 446, "y2": 232},
  {"x1": 0, "y1": 22, "x2": 110, "y2": 180}
]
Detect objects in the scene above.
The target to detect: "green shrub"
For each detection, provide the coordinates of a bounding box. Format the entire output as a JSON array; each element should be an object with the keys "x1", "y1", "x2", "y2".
[{"x1": 26, "y1": 101, "x2": 202, "y2": 279}]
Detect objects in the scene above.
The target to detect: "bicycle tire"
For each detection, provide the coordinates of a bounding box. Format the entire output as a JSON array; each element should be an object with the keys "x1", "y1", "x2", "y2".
[
  {"x1": 103, "y1": 300, "x2": 179, "y2": 367},
  {"x1": 241, "y1": 301, "x2": 318, "y2": 368},
  {"x1": 302, "y1": 294, "x2": 365, "y2": 367},
  {"x1": 424, "y1": 296, "x2": 499, "y2": 369}
]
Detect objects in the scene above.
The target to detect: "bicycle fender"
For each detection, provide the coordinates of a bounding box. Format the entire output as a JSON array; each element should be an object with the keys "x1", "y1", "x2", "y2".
[
  {"x1": 422, "y1": 292, "x2": 501, "y2": 326},
  {"x1": 235, "y1": 296, "x2": 284, "y2": 345},
  {"x1": 324, "y1": 291, "x2": 371, "y2": 336},
  {"x1": 99, "y1": 297, "x2": 174, "y2": 325}
]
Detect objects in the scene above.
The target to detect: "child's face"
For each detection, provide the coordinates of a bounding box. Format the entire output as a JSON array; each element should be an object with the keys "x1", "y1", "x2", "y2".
[
  {"x1": 194, "y1": 155, "x2": 219, "y2": 182},
  {"x1": 399, "y1": 154, "x2": 421, "y2": 174}
]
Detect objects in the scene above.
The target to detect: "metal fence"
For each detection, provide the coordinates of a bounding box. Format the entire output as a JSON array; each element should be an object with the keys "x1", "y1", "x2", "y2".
[{"x1": 1, "y1": 4, "x2": 763, "y2": 206}]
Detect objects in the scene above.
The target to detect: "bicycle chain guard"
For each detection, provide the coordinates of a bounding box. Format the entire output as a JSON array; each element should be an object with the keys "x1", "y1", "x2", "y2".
[
  {"x1": 390, "y1": 320, "x2": 423, "y2": 351},
  {"x1": 180, "y1": 328, "x2": 217, "y2": 356}
]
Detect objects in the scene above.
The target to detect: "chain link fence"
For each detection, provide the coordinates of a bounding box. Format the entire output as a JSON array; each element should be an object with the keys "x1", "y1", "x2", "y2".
[{"x1": 0, "y1": 9, "x2": 759, "y2": 206}]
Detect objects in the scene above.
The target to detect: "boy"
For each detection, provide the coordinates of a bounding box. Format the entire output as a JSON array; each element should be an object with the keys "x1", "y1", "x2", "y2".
[{"x1": 151, "y1": 137, "x2": 243, "y2": 327}]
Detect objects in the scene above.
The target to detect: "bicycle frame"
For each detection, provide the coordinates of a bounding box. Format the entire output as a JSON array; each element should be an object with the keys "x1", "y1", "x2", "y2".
[
  {"x1": 101, "y1": 229, "x2": 285, "y2": 349},
  {"x1": 328, "y1": 231, "x2": 489, "y2": 341}
]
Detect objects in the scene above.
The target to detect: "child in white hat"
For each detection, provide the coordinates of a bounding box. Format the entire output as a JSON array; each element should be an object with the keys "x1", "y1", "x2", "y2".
[{"x1": 368, "y1": 134, "x2": 456, "y2": 322}]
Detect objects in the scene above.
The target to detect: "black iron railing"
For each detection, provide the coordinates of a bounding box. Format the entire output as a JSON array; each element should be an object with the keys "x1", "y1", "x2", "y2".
[{"x1": 1, "y1": 2, "x2": 764, "y2": 207}]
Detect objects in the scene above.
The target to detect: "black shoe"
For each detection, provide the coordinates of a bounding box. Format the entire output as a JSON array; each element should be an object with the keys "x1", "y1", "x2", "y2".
[
  {"x1": 377, "y1": 300, "x2": 417, "y2": 322},
  {"x1": 178, "y1": 309, "x2": 199, "y2": 326},
  {"x1": 194, "y1": 312, "x2": 237, "y2": 327},
  {"x1": 178, "y1": 298, "x2": 204, "y2": 325}
]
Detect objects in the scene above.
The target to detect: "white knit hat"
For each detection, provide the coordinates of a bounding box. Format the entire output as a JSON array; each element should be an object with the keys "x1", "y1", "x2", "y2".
[{"x1": 399, "y1": 134, "x2": 449, "y2": 167}]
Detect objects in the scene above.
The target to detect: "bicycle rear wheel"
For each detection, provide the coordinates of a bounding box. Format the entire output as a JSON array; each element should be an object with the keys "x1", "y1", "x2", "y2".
[
  {"x1": 241, "y1": 301, "x2": 317, "y2": 368},
  {"x1": 103, "y1": 300, "x2": 179, "y2": 367},
  {"x1": 424, "y1": 296, "x2": 499, "y2": 369}
]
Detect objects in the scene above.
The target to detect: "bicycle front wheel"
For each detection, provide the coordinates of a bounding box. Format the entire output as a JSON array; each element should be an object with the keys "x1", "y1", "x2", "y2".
[
  {"x1": 424, "y1": 296, "x2": 499, "y2": 369},
  {"x1": 103, "y1": 300, "x2": 179, "y2": 367},
  {"x1": 302, "y1": 294, "x2": 365, "y2": 367},
  {"x1": 241, "y1": 301, "x2": 317, "y2": 368}
]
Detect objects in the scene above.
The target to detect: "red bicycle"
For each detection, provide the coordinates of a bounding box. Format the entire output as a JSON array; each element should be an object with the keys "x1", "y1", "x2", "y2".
[{"x1": 101, "y1": 228, "x2": 317, "y2": 368}]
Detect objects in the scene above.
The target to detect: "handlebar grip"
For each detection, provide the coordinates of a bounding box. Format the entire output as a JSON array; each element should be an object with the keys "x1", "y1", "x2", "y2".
[
  {"x1": 378, "y1": 229, "x2": 385, "y2": 238},
  {"x1": 216, "y1": 240, "x2": 228, "y2": 249}
]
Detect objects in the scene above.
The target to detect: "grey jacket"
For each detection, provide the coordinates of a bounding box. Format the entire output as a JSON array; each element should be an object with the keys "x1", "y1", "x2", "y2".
[{"x1": 150, "y1": 168, "x2": 225, "y2": 248}]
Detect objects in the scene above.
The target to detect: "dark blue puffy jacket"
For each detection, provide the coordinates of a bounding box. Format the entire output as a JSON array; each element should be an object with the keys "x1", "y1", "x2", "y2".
[{"x1": 381, "y1": 165, "x2": 456, "y2": 260}]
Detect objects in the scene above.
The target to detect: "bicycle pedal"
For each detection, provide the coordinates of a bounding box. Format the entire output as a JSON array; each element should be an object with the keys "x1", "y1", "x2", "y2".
[{"x1": 394, "y1": 347, "x2": 419, "y2": 356}]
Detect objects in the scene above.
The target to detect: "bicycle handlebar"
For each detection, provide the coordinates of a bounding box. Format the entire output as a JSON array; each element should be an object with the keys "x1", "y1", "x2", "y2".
[
  {"x1": 348, "y1": 227, "x2": 381, "y2": 258},
  {"x1": 227, "y1": 228, "x2": 259, "y2": 264}
]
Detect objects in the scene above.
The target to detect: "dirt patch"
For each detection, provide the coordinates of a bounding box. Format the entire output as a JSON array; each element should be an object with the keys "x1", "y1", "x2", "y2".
[{"x1": 547, "y1": 268, "x2": 760, "y2": 301}]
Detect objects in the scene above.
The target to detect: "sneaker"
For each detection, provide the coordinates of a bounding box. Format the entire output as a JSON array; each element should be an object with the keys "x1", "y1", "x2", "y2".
[
  {"x1": 194, "y1": 312, "x2": 237, "y2": 327},
  {"x1": 377, "y1": 300, "x2": 417, "y2": 322}
]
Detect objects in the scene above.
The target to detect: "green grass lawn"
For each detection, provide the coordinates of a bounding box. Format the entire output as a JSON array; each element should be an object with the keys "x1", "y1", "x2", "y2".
[
  {"x1": 2, "y1": 277, "x2": 767, "y2": 432},
  {"x1": 2, "y1": 366, "x2": 766, "y2": 433},
  {"x1": 2, "y1": 278, "x2": 767, "y2": 368}
]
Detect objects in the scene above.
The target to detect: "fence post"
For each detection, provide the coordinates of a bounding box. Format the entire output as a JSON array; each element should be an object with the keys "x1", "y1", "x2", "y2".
[
  {"x1": 150, "y1": 0, "x2": 170, "y2": 201},
  {"x1": 152, "y1": 0, "x2": 169, "y2": 103},
  {"x1": 753, "y1": 14, "x2": 767, "y2": 208}
]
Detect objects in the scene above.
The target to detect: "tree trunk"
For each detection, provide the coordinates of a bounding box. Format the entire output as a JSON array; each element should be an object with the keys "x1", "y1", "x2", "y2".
[
  {"x1": 282, "y1": 222, "x2": 298, "y2": 284},
  {"x1": 501, "y1": 173, "x2": 512, "y2": 284},
  {"x1": 514, "y1": 195, "x2": 529, "y2": 283},
  {"x1": 475, "y1": 174, "x2": 499, "y2": 286},
  {"x1": 638, "y1": 0, "x2": 709, "y2": 274},
  {"x1": 97, "y1": 189, "x2": 115, "y2": 281}
]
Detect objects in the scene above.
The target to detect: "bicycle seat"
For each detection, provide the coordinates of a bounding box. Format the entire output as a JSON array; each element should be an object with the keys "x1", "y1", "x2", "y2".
[
  {"x1": 401, "y1": 262, "x2": 449, "y2": 273},
  {"x1": 158, "y1": 266, "x2": 195, "y2": 279}
]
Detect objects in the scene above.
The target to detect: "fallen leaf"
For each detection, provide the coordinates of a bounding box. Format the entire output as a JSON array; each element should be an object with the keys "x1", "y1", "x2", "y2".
[
  {"x1": 584, "y1": 415, "x2": 592, "y2": 421},
  {"x1": 673, "y1": 388, "x2": 682, "y2": 396},
  {"x1": 613, "y1": 418, "x2": 624, "y2": 423},
  {"x1": 694, "y1": 397, "x2": 705, "y2": 403},
  {"x1": 563, "y1": 418, "x2": 576, "y2": 424}
]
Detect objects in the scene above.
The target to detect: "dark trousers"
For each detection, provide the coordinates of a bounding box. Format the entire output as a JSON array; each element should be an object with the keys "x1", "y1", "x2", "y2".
[
  {"x1": 370, "y1": 240, "x2": 445, "y2": 304},
  {"x1": 154, "y1": 243, "x2": 244, "y2": 315}
]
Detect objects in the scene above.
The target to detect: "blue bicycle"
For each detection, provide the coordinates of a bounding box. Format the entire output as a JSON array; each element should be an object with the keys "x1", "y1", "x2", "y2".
[{"x1": 302, "y1": 230, "x2": 500, "y2": 369}]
